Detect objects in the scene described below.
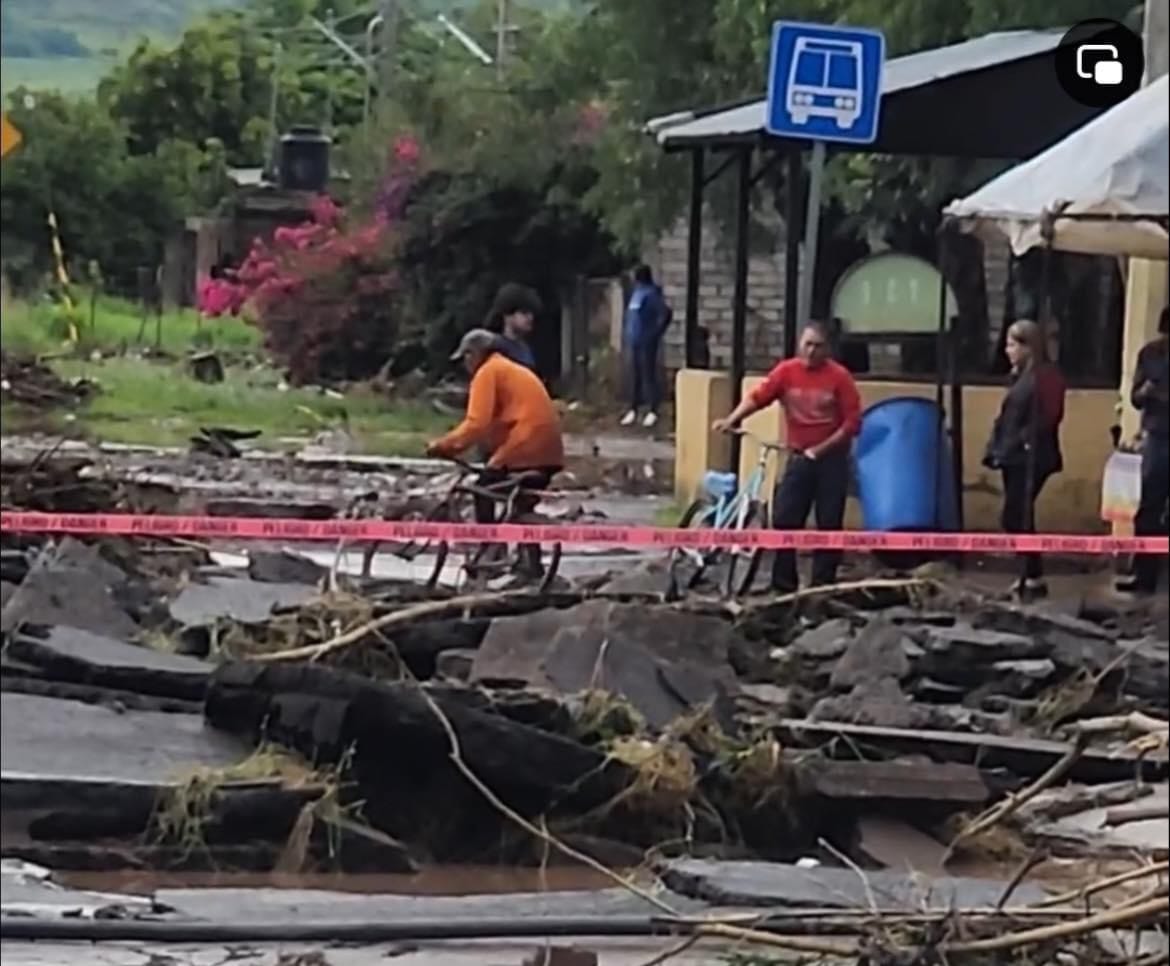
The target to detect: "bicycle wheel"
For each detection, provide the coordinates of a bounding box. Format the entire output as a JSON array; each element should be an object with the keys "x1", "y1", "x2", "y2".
[
  {"x1": 503, "y1": 501, "x2": 563, "y2": 594},
  {"x1": 432, "y1": 490, "x2": 501, "y2": 591},
  {"x1": 722, "y1": 500, "x2": 768, "y2": 598},
  {"x1": 373, "y1": 502, "x2": 450, "y2": 588},
  {"x1": 538, "y1": 542, "x2": 561, "y2": 594},
  {"x1": 667, "y1": 499, "x2": 717, "y2": 594},
  {"x1": 414, "y1": 502, "x2": 455, "y2": 590}
]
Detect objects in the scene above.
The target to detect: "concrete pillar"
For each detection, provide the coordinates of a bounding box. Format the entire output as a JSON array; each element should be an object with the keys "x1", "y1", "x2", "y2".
[
  {"x1": 607, "y1": 279, "x2": 625, "y2": 352},
  {"x1": 673, "y1": 369, "x2": 732, "y2": 502}
]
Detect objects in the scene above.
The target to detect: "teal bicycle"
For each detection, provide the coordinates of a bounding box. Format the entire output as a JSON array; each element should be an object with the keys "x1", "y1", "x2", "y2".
[{"x1": 668, "y1": 429, "x2": 789, "y2": 598}]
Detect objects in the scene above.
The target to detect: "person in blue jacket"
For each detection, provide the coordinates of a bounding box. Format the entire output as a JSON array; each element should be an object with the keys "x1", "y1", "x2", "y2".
[{"x1": 621, "y1": 265, "x2": 672, "y2": 429}]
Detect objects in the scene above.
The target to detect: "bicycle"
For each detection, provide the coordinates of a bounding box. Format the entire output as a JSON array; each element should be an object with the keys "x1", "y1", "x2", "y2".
[
  {"x1": 668, "y1": 429, "x2": 789, "y2": 598},
  {"x1": 361, "y1": 458, "x2": 563, "y2": 594}
]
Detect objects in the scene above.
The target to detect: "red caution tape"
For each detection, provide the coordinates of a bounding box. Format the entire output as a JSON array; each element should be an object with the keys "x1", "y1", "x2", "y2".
[{"x1": 0, "y1": 511, "x2": 1166, "y2": 556}]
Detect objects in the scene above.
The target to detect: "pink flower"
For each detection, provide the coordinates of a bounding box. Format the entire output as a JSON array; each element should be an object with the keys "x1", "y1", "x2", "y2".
[
  {"x1": 309, "y1": 195, "x2": 341, "y2": 227},
  {"x1": 196, "y1": 276, "x2": 246, "y2": 317},
  {"x1": 392, "y1": 135, "x2": 421, "y2": 166}
]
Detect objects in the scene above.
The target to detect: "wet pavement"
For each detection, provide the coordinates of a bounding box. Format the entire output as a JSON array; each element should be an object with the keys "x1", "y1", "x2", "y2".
[
  {"x1": 1, "y1": 937, "x2": 754, "y2": 965},
  {"x1": 0, "y1": 693, "x2": 245, "y2": 787}
]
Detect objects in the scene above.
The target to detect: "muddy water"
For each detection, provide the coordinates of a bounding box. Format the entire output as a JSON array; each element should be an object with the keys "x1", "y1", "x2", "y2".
[{"x1": 61, "y1": 864, "x2": 624, "y2": 897}]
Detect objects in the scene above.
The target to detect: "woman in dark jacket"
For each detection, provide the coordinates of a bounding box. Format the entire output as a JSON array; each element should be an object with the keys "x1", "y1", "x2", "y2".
[{"x1": 984, "y1": 319, "x2": 1067, "y2": 598}]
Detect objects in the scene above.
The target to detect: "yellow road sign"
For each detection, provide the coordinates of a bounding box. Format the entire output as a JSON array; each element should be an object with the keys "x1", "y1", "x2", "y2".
[{"x1": 2, "y1": 114, "x2": 23, "y2": 158}]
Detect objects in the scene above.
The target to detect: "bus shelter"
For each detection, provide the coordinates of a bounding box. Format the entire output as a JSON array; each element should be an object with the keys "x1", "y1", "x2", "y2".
[{"x1": 647, "y1": 28, "x2": 1107, "y2": 473}]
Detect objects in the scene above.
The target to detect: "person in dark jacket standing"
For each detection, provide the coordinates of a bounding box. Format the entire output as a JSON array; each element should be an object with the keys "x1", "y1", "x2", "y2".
[
  {"x1": 1126, "y1": 306, "x2": 1169, "y2": 595},
  {"x1": 485, "y1": 283, "x2": 541, "y2": 374},
  {"x1": 621, "y1": 265, "x2": 672, "y2": 429},
  {"x1": 983, "y1": 319, "x2": 1067, "y2": 598}
]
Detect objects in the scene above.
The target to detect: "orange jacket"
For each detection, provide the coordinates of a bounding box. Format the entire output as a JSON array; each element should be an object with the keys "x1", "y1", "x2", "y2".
[{"x1": 431, "y1": 353, "x2": 565, "y2": 469}]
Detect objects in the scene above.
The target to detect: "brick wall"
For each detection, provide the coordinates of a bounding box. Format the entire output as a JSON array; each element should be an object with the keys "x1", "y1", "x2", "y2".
[
  {"x1": 641, "y1": 209, "x2": 1012, "y2": 390},
  {"x1": 643, "y1": 208, "x2": 797, "y2": 377},
  {"x1": 983, "y1": 234, "x2": 1011, "y2": 353}
]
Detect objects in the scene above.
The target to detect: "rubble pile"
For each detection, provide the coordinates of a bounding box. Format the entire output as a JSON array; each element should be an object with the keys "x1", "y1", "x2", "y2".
[
  {"x1": 0, "y1": 459, "x2": 1166, "y2": 963},
  {"x1": 0, "y1": 351, "x2": 94, "y2": 408},
  {"x1": 1, "y1": 530, "x2": 1165, "y2": 877},
  {"x1": 774, "y1": 603, "x2": 1170, "y2": 731}
]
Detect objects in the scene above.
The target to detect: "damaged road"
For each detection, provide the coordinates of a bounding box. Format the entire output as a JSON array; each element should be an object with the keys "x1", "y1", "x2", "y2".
[{"x1": 1, "y1": 448, "x2": 1168, "y2": 964}]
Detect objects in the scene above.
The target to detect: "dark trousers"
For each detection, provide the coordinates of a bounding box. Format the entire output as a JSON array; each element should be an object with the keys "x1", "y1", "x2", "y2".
[
  {"x1": 1001, "y1": 465, "x2": 1053, "y2": 581},
  {"x1": 473, "y1": 467, "x2": 556, "y2": 574},
  {"x1": 1134, "y1": 435, "x2": 1169, "y2": 592},
  {"x1": 473, "y1": 468, "x2": 555, "y2": 524},
  {"x1": 770, "y1": 448, "x2": 850, "y2": 592},
  {"x1": 629, "y1": 339, "x2": 661, "y2": 412}
]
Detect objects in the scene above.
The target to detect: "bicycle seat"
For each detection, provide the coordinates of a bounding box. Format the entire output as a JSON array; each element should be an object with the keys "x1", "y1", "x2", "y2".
[{"x1": 702, "y1": 470, "x2": 738, "y2": 499}]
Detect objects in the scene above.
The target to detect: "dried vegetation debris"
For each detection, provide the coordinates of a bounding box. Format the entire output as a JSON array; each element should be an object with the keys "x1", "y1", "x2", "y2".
[{"x1": 0, "y1": 350, "x2": 95, "y2": 408}]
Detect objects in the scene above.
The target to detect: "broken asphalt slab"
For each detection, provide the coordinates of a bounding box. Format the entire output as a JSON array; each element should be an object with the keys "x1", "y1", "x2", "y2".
[
  {"x1": 770, "y1": 719, "x2": 1168, "y2": 783},
  {"x1": 658, "y1": 857, "x2": 1048, "y2": 910},
  {"x1": 1025, "y1": 782, "x2": 1170, "y2": 858},
  {"x1": 0, "y1": 693, "x2": 247, "y2": 803},
  {"x1": 4, "y1": 626, "x2": 210, "y2": 702},
  {"x1": 470, "y1": 601, "x2": 742, "y2": 730},
  {"x1": 796, "y1": 758, "x2": 988, "y2": 805},
  {"x1": 168, "y1": 575, "x2": 317, "y2": 627},
  {"x1": 828, "y1": 620, "x2": 913, "y2": 690},
  {"x1": 0, "y1": 861, "x2": 157, "y2": 920},
  {"x1": 1, "y1": 539, "x2": 141, "y2": 640},
  {"x1": 149, "y1": 885, "x2": 707, "y2": 925}
]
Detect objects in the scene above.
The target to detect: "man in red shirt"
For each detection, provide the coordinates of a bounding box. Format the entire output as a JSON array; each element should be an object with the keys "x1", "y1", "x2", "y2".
[{"x1": 713, "y1": 322, "x2": 862, "y2": 592}]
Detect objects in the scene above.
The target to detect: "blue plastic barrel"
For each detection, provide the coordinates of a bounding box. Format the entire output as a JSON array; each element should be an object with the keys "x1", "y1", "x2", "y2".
[{"x1": 854, "y1": 397, "x2": 959, "y2": 532}]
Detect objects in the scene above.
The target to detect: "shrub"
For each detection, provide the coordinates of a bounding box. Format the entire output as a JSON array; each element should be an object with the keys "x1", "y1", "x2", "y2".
[{"x1": 201, "y1": 138, "x2": 421, "y2": 385}]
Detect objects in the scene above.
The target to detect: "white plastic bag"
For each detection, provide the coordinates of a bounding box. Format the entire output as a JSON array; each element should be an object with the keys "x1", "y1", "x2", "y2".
[{"x1": 1101, "y1": 450, "x2": 1142, "y2": 523}]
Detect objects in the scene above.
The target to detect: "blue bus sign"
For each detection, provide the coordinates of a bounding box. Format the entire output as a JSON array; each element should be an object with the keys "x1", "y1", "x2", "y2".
[{"x1": 766, "y1": 21, "x2": 885, "y2": 145}]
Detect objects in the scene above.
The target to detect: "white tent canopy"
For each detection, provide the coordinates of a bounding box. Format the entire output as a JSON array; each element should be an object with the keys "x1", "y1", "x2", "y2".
[{"x1": 944, "y1": 74, "x2": 1169, "y2": 259}]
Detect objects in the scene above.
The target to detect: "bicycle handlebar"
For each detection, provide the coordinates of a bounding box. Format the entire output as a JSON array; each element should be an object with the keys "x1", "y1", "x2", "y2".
[
  {"x1": 446, "y1": 456, "x2": 487, "y2": 475},
  {"x1": 728, "y1": 428, "x2": 791, "y2": 453},
  {"x1": 444, "y1": 457, "x2": 550, "y2": 488}
]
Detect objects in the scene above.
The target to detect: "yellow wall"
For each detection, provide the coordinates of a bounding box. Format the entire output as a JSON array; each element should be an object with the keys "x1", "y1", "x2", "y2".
[{"x1": 675, "y1": 368, "x2": 1116, "y2": 532}]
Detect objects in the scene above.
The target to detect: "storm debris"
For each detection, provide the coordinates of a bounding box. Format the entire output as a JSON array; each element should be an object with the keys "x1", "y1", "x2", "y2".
[{"x1": 0, "y1": 351, "x2": 95, "y2": 408}]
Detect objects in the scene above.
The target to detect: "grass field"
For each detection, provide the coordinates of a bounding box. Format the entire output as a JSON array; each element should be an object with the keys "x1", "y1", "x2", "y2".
[
  {"x1": 1, "y1": 297, "x2": 452, "y2": 455},
  {"x1": 2, "y1": 295, "x2": 259, "y2": 356}
]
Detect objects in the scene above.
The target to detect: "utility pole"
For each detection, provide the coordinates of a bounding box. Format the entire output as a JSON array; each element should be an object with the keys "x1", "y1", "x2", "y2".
[
  {"x1": 378, "y1": 0, "x2": 400, "y2": 115},
  {"x1": 494, "y1": 0, "x2": 518, "y2": 82},
  {"x1": 267, "y1": 42, "x2": 282, "y2": 177},
  {"x1": 324, "y1": 9, "x2": 336, "y2": 134}
]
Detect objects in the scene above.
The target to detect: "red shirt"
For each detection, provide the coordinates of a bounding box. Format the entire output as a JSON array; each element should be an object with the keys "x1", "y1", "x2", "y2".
[
  {"x1": 750, "y1": 358, "x2": 862, "y2": 451},
  {"x1": 1034, "y1": 364, "x2": 1067, "y2": 431}
]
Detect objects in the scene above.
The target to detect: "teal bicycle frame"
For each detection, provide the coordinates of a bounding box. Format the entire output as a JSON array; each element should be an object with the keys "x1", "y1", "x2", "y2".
[
  {"x1": 671, "y1": 430, "x2": 788, "y2": 589},
  {"x1": 694, "y1": 431, "x2": 787, "y2": 530}
]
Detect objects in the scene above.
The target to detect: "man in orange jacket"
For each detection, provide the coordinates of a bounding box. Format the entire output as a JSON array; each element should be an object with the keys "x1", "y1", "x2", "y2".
[{"x1": 427, "y1": 328, "x2": 565, "y2": 526}]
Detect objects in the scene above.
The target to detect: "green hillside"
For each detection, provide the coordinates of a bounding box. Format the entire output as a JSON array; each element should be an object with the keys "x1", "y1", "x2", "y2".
[
  {"x1": 1, "y1": 0, "x2": 235, "y2": 93},
  {"x1": 0, "y1": 0, "x2": 571, "y2": 95}
]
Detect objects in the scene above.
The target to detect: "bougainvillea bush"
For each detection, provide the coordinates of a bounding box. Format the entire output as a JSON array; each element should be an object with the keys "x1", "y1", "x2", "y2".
[{"x1": 198, "y1": 136, "x2": 421, "y2": 385}]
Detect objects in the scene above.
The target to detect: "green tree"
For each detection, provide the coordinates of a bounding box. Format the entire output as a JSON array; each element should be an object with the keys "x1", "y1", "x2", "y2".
[
  {"x1": 572, "y1": 0, "x2": 1138, "y2": 249},
  {"x1": 348, "y1": 2, "x2": 621, "y2": 365},
  {"x1": 0, "y1": 90, "x2": 227, "y2": 291},
  {"x1": 99, "y1": 0, "x2": 371, "y2": 167}
]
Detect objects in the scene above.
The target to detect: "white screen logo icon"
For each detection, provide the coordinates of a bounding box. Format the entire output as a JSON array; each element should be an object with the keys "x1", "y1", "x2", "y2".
[{"x1": 1076, "y1": 43, "x2": 1124, "y2": 85}]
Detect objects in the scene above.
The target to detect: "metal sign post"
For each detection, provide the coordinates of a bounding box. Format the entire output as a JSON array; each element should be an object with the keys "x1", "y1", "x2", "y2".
[{"x1": 765, "y1": 21, "x2": 886, "y2": 335}]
